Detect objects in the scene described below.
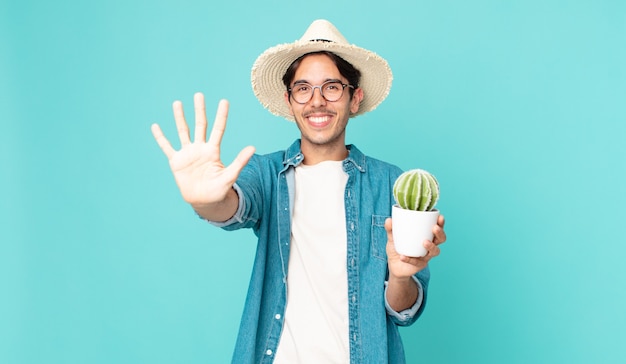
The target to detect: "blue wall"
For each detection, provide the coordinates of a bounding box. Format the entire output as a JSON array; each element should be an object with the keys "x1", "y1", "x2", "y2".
[{"x1": 2, "y1": 0, "x2": 625, "y2": 362}]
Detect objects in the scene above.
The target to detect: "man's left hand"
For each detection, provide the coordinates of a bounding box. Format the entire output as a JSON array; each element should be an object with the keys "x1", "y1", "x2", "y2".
[{"x1": 384, "y1": 214, "x2": 447, "y2": 279}]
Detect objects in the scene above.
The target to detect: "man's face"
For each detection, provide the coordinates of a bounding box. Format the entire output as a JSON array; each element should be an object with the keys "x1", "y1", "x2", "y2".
[{"x1": 284, "y1": 54, "x2": 363, "y2": 153}]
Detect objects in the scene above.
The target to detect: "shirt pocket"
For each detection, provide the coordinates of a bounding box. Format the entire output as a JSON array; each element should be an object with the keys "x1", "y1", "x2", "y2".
[{"x1": 371, "y1": 215, "x2": 389, "y2": 261}]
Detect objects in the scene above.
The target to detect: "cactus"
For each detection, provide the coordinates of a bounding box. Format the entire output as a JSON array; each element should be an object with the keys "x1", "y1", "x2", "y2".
[{"x1": 393, "y1": 169, "x2": 439, "y2": 211}]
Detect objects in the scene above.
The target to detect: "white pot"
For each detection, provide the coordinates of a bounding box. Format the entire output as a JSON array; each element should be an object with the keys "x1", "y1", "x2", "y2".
[{"x1": 391, "y1": 205, "x2": 440, "y2": 257}]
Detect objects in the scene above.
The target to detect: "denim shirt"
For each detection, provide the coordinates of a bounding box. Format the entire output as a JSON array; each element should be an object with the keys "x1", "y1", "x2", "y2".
[{"x1": 211, "y1": 140, "x2": 430, "y2": 363}]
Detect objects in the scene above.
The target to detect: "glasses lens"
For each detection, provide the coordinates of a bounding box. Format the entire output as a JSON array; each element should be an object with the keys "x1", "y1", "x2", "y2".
[
  {"x1": 321, "y1": 82, "x2": 344, "y2": 102},
  {"x1": 291, "y1": 84, "x2": 313, "y2": 103}
]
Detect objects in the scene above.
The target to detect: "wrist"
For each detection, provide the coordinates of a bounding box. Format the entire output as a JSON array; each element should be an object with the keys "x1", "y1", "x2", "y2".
[
  {"x1": 190, "y1": 188, "x2": 239, "y2": 222},
  {"x1": 387, "y1": 273, "x2": 413, "y2": 285}
]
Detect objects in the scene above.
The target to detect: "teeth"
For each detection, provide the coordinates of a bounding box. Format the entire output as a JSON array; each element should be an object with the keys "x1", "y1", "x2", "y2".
[{"x1": 309, "y1": 116, "x2": 329, "y2": 123}]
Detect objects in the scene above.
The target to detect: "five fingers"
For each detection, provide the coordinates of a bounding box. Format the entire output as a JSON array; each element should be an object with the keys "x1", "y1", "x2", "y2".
[{"x1": 152, "y1": 93, "x2": 233, "y2": 159}]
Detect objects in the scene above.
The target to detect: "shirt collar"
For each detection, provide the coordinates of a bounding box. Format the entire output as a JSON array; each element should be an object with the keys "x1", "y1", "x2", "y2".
[
  {"x1": 283, "y1": 139, "x2": 305, "y2": 167},
  {"x1": 282, "y1": 139, "x2": 366, "y2": 173},
  {"x1": 344, "y1": 144, "x2": 366, "y2": 173}
]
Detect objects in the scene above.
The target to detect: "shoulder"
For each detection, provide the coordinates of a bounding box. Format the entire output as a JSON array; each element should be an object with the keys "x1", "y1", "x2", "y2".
[
  {"x1": 348, "y1": 144, "x2": 401, "y2": 170},
  {"x1": 359, "y1": 150, "x2": 403, "y2": 177},
  {"x1": 243, "y1": 140, "x2": 300, "y2": 175},
  {"x1": 365, "y1": 155, "x2": 402, "y2": 173},
  {"x1": 348, "y1": 144, "x2": 403, "y2": 182},
  {"x1": 365, "y1": 156, "x2": 403, "y2": 184},
  {"x1": 248, "y1": 139, "x2": 301, "y2": 166}
]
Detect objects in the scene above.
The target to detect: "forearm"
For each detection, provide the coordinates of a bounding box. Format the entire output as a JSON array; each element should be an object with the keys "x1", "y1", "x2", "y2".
[
  {"x1": 191, "y1": 187, "x2": 239, "y2": 222},
  {"x1": 386, "y1": 275, "x2": 419, "y2": 312}
]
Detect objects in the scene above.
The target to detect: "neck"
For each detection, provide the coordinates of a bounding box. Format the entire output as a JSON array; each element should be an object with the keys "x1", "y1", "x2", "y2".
[{"x1": 300, "y1": 142, "x2": 348, "y2": 165}]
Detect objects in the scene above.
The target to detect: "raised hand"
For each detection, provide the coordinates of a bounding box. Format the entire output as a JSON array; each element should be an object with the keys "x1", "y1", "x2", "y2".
[{"x1": 151, "y1": 93, "x2": 255, "y2": 220}]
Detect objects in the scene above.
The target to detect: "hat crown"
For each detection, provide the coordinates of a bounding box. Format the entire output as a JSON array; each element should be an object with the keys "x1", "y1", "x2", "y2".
[{"x1": 299, "y1": 19, "x2": 348, "y2": 45}]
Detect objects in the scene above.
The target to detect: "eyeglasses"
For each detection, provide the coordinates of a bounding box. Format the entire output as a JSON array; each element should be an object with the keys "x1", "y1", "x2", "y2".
[{"x1": 288, "y1": 80, "x2": 355, "y2": 104}]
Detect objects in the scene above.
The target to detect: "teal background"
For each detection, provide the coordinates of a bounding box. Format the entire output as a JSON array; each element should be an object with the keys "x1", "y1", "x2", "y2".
[{"x1": 2, "y1": 0, "x2": 625, "y2": 363}]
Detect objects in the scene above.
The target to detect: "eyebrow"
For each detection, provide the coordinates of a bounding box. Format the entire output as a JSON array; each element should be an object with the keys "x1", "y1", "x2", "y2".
[{"x1": 292, "y1": 78, "x2": 343, "y2": 85}]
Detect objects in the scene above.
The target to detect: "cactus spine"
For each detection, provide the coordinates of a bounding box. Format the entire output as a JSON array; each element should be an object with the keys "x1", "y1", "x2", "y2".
[{"x1": 393, "y1": 169, "x2": 439, "y2": 211}]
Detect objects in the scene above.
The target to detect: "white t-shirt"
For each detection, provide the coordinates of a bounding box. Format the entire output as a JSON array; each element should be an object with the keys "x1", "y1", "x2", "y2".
[{"x1": 273, "y1": 160, "x2": 350, "y2": 364}]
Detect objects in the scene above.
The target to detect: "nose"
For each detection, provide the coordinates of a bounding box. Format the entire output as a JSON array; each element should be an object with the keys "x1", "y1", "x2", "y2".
[{"x1": 310, "y1": 86, "x2": 327, "y2": 107}]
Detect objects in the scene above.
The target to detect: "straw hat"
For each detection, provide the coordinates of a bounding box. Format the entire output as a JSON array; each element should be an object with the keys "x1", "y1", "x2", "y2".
[{"x1": 251, "y1": 19, "x2": 393, "y2": 121}]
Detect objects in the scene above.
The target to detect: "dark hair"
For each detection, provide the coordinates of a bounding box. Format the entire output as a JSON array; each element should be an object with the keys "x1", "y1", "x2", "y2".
[{"x1": 282, "y1": 51, "x2": 362, "y2": 99}]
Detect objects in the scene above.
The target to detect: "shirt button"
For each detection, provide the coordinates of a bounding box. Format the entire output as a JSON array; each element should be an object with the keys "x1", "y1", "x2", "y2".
[
  {"x1": 352, "y1": 295, "x2": 356, "y2": 303},
  {"x1": 275, "y1": 314, "x2": 281, "y2": 320},
  {"x1": 266, "y1": 349, "x2": 273, "y2": 356},
  {"x1": 350, "y1": 222, "x2": 355, "y2": 230}
]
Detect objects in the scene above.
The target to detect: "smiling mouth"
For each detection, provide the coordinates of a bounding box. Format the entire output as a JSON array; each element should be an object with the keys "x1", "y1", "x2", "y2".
[
  {"x1": 304, "y1": 109, "x2": 336, "y2": 126},
  {"x1": 307, "y1": 115, "x2": 332, "y2": 124}
]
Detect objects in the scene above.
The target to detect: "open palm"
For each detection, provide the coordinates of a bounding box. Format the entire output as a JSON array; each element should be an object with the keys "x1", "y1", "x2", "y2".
[{"x1": 151, "y1": 93, "x2": 255, "y2": 206}]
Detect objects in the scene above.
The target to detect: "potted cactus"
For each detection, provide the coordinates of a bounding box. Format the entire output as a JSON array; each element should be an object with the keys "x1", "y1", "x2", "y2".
[{"x1": 391, "y1": 169, "x2": 440, "y2": 257}]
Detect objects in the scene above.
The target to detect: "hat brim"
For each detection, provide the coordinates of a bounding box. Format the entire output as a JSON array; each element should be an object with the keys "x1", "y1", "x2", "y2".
[{"x1": 251, "y1": 40, "x2": 393, "y2": 121}]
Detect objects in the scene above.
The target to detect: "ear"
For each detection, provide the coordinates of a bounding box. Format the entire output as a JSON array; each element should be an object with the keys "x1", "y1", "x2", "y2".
[
  {"x1": 284, "y1": 91, "x2": 294, "y2": 116},
  {"x1": 350, "y1": 87, "x2": 364, "y2": 114}
]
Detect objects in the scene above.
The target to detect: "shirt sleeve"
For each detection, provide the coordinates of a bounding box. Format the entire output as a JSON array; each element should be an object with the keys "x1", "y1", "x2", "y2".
[{"x1": 384, "y1": 275, "x2": 424, "y2": 326}]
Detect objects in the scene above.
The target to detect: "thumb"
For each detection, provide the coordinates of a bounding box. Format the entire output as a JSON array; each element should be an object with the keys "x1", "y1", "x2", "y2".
[
  {"x1": 384, "y1": 218, "x2": 395, "y2": 245},
  {"x1": 224, "y1": 145, "x2": 256, "y2": 181}
]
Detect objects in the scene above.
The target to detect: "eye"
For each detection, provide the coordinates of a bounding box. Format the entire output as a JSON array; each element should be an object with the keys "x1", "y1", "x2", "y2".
[
  {"x1": 293, "y1": 84, "x2": 311, "y2": 93},
  {"x1": 324, "y1": 83, "x2": 342, "y2": 91}
]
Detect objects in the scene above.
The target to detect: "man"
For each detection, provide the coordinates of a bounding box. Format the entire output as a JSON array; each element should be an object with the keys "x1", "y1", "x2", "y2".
[{"x1": 151, "y1": 19, "x2": 446, "y2": 363}]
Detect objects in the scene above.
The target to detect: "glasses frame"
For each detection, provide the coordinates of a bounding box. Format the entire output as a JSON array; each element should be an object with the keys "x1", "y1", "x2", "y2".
[{"x1": 288, "y1": 80, "x2": 355, "y2": 104}]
